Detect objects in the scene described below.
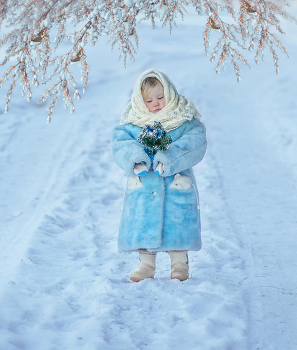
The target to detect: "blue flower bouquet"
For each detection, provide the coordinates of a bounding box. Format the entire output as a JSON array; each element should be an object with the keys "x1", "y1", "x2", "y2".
[{"x1": 137, "y1": 121, "x2": 172, "y2": 164}]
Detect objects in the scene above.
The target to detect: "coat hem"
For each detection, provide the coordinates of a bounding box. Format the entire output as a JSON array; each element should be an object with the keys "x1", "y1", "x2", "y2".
[{"x1": 118, "y1": 246, "x2": 202, "y2": 253}]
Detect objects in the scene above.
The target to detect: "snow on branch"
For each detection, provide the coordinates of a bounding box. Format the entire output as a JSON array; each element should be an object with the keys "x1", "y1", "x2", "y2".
[{"x1": 0, "y1": 0, "x2": 296, "y2": 121}]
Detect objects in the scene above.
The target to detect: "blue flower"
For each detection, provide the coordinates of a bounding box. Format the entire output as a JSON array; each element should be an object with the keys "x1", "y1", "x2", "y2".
[
  {"x1": 146, "y1": 125, "x2": 154, "y2": 132},
  {"x1": 156, "y1": 129, "x2": 162, "y2": 138}
]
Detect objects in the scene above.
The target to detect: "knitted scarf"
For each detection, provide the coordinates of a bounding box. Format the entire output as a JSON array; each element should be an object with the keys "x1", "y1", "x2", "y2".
[{"x1": 119, "y1": 69, "x2": 201, "y2": 132}]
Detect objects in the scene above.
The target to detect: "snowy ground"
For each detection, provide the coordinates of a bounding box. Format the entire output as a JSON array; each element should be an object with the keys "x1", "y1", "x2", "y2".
[{"x1": 1, "y1": 6, "x2": 297, "y2": 350}]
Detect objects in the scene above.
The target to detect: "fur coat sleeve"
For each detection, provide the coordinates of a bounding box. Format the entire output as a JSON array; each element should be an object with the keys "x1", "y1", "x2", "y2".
[
  {"x1": 112, "y1": 124, "x2": 152, "y2": 176},
  {"x1": 152, "y1": 119, "x2": 207, "y2": 176}
]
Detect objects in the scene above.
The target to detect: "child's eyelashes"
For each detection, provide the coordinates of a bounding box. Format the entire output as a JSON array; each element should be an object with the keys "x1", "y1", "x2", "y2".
[{"x1": 146, "y1": 97, "x2": 163, "y2": 103}]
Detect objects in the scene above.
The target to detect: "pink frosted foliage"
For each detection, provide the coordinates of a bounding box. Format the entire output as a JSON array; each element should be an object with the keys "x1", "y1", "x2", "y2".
[{"x1": 0, "y1": 0, "x2": 296, "y2": 121}]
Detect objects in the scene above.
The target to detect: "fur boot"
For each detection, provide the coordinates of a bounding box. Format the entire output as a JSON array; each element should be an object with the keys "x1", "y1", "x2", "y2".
[
  {"x1": 169, "y1": 251, "x2": 189, "y2": 281},
  {"x1": 130, "y1": 251, "x2": 156, "y2": 282}
]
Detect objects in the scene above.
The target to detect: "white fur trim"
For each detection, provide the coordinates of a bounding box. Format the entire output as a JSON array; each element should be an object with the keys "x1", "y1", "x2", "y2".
[
  {"x1": 127, "y1": 176, "x2": 143, "y2": 190},
  {"x1": 169, "y1": 175, "x2": 192, "y2": 190}
]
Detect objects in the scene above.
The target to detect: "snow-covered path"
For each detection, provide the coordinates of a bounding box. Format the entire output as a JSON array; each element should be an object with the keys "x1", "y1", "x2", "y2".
[
  {"x1": 205, "y1": 73, "x2": 297, "y2": 349},
  {"x1": 1, "y1": 9, "x2": 297, "y2": 350}
]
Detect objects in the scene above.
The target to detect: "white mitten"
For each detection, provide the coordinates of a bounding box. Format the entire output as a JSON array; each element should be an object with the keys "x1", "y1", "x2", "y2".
[
  {"x1": 134, "y1": 162, "x2": 148, "y2": 176},
  {"x1": 155, "y1": 162, "x2": 164, "y2": 176}
]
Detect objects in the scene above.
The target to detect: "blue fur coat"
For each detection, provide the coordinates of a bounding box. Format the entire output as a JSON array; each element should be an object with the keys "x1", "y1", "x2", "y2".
[{"x1": 112, "y1": 118, "x2": 207, "y2": 252}]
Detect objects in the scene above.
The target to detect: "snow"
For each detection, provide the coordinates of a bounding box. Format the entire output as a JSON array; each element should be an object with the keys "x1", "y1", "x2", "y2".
[{"x1": 1, "y1": 6, "x2": 297, "y2": 350}]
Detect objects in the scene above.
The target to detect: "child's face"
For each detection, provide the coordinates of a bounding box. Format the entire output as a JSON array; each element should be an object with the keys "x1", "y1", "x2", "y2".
[{"x1": 144, "y1": 83, "x2": 166, "y2": 113}]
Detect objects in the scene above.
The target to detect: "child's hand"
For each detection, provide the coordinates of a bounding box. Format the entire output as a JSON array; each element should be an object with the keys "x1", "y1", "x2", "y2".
[
  {"x1": 155, "y1": 162, "x2": 164, "y2": 176},
  {"x1": 134, "y1": 162, "x2": 148, "y2": 176}
]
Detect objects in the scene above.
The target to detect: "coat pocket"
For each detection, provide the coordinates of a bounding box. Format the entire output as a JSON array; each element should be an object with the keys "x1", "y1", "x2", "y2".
[
  {"x1": 169, "y1": 174, "x2": 192, "y2": 190},
  {"x1": 127, "y1": 176, "x2": 143, "y2": 190}
]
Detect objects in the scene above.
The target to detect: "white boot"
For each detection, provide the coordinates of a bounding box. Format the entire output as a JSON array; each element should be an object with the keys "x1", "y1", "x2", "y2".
[
  {"x1": 130, "y1": 251, "x2": 156, "y2": 282},
  {"x1": 169, "y1": 251, "x2": 189, "y2": 281}
]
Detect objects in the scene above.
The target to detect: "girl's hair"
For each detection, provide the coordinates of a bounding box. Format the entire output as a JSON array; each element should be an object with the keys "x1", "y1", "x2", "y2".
[{"x1": 141, "y1": 77, "x2": 162, "y2": 99}]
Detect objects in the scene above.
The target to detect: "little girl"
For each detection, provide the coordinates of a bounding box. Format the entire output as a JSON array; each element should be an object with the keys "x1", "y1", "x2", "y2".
[{"x1": 112, "y1": 69, "x2": 207, "y2": 282}]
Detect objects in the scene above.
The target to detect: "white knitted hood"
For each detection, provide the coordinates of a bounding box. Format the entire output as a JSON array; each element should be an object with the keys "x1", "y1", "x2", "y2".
[{"x1": 120, "y1": 69, "x2": 201, "y2": 132}]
